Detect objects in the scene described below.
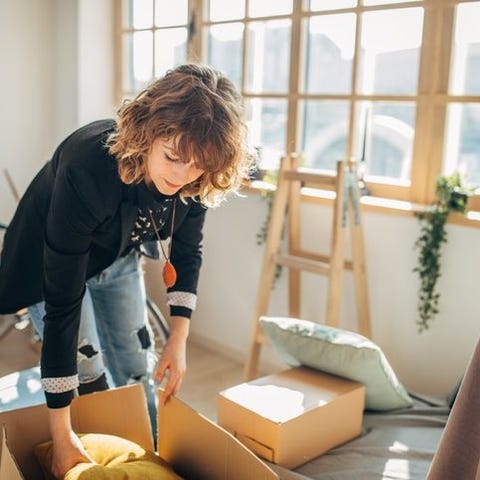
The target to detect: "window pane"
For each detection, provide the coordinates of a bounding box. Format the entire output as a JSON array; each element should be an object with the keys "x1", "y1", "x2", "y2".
[
  {"x1": 208, "y1": 24, "x2": 244, "y2": 90},
  {"x1": 209, "y1": 0, "x2": 244, "y2": 21},
  {"x1": 309, "y1": 0, "x2": 357, "y2": 11},
  {"x1": 304, "y1": 14, "x2": 355, "y2": 94},
  {"x1": 444, "y1": 104, "x2": 480, "y2": 186},
  {"x1": 248, "y1": 0, "x2": 293, "y2": 18},
  {"x1": 450, "y1": 2, "x2": 480, "y2": 95},
  {"x1": 123, "y1": 31, "x2": 153, "y2": 91},
  {"x1": 358, "y1": 8, "x2": 423, "y2": 95},
  {"x1": 302, "y1": 101, "x2": 350, "y2": 170},
  {"x1": 125, "y1": 0, "x2": 153, "y2": 29},
  {"x1": 246, "y1": 98, "x2": 288, "y2": 170},
  {"x1": 364, "y1": 0, "x2": 419, "y2": 5},
  {"x1": 246, "y1": 20, "x2": 291, "y2": 93},
  {"x1": 154, "y1": 28, "x2": 187, "y2": 77},
  {"x1": 354, "y1": 101, "x2": 416, "y2": 182},
  {"x1": 155, "y1": 0, "x2": 187, "y2": 27}
]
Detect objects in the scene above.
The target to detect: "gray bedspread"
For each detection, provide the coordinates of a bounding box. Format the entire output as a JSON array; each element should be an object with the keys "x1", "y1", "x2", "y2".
[{"x1": 267, "y1": 399, "x2": 449, "y2": 480}]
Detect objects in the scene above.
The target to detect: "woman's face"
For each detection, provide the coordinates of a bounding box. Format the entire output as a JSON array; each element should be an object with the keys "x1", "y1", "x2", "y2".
[{"x1": 145, "y1": 137, "x2": 205, "y2": 195}]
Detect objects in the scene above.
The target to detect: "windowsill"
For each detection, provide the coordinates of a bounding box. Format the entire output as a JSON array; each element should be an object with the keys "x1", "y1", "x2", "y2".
[{"x1": 246, "y1": 181, "x2": 480, "y2": 228}]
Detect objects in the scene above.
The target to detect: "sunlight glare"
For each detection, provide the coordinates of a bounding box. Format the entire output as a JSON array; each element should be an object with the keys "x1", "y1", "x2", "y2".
[
  {"x1": 248, "y1": 0, "x2": 292, "y2": 18},
  {"x1": 132, "y1": 0, "x2": 152, "y2": 29},
  {"x1": 455, "y1": 3, "x2": 480, "y2": 44},
  {"x1": 209, "y1": 0, "x2": 244, "y2": 21},
  {"x1": 155, "y1": 0, "x2": 187, "y2": 27},
  {"x1": 133, "y1": 31, "x2": 153, "y2": 82},
  {"x1": 309, "y1": 14, "x2": 356, "y2": 60},
  {"x1": 383, "y1": 458, "x2": 410, "y2": 478},
  {"x1": 362, "y1": 8, "x2": 423, "y2": 53},
  {"x1": 223, "y1": 383, "x2": 319, "y2": 423},
  {"x1": 389, "y1": 440, "x2": 410, "y2": 453},
  {"x1": 210, "y1": 23, "x2": 243, "y2": 43}
]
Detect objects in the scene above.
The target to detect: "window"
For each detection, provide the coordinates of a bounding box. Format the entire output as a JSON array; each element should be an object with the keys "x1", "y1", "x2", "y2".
[
  {"x1": 445, "y1": 1, "x2": 480, "y2": 208},
  {"x1": 118, "y1": 0, "x2": 189, "y2": 95},
  {"x1": 118, "y1": 0, "x2": 480, "y2": 210}
]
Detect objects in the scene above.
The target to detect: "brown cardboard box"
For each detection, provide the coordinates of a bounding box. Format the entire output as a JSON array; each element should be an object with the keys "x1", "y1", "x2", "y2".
[
  {"x1": 217, "y1": 367, "x2": 365, "y2": 469},
  {"x1": 0, "y1": 383, "x2": 279, "y2": 480}
]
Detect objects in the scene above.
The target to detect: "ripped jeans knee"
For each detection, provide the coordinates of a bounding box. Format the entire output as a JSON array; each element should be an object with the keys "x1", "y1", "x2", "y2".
[
  {"x1": 76, "y1": 337, "x2": 107, "y2": 384},
  {"x1": 136, "y1": 324, "x2": 152, "y2": 350},
  {"x1": 124, "y1": 324, "x2": 152, "y2": 385}
]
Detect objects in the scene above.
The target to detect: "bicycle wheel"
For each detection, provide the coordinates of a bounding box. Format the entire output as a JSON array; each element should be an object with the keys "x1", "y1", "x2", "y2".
[{"x1": 146, "y1": 297, "x2": 170, "y2": 353}]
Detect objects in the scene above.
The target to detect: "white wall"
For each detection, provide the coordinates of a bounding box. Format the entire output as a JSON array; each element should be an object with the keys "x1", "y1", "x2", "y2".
[
  {"x1": 0, "y1": 0, "x2": 56, "y2": 220},
  {"x1": 77, "y1": 0, "x2": 115, "y2": 125},
  {"x1": 0, "y1": 0, "x2": 114, "y2": 224},
  {"x1": 192, "y1": 195, "x2": 480, "y2": 397},
  {"x1": 1, "y1": 0, "x2": 478, "y2": 398}
]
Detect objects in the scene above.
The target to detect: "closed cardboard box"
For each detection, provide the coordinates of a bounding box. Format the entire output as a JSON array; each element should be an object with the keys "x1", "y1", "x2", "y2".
[
  {"x1": 0, "y1": 383, "x2": 279, "y2": 480},
  {"x1": 217, "y1": 367, "x2": 365, "y2": 469}
]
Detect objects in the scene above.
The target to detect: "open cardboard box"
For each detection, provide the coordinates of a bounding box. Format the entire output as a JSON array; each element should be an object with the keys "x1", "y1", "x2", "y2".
[{"x1": 0, "y1": 384, "x2": 279, "y2": 480}]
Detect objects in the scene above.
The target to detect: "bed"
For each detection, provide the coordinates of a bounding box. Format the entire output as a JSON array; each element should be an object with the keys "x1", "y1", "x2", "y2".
[
  {"x1": 258, "y1": 316, "x2": 480, "y2": 480},
  {"x1": 267, "y1": 394, "x2": 449, "y2": 480}
]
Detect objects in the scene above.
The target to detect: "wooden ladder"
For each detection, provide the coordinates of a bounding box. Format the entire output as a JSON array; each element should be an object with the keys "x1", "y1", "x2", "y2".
[{"x1": 244, "y1": 155, "x2": 371, "y2": 380}]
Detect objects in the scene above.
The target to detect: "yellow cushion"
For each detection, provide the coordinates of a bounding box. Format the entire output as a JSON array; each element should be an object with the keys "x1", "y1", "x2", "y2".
[{"x1": 34, "y1": 433, "x2": 183, "y2": 480}]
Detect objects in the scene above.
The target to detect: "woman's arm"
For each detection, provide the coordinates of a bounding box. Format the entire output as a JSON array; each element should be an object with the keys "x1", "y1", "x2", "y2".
[
  {"x1": 155, "y1": 315, "x2": 190, "y2": 404},
  {"x1": 42, "y1": 164, "x2": 104, "y2": 407},
  {"x1": 48, "y1": 406, "x2": 96, "y2": 479},
  {"x1": 42, "y1": 163, "x2": 105, "y2": 475},
  {"x1": 155, "y1": 201, "x2": 207, "y2": 402}
]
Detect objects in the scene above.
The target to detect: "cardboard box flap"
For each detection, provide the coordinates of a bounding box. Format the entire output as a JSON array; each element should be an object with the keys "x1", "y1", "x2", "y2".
[
  {"x1": 157, "y1": 391, "x2": 279, "y2": 480},
  {"x1": 0, "y1": 402, "x2": 51, "y2": 479},
  {"x1": 0, "y1": 425, "x2": 23, "y2": 480},
  {"x1": 0, "y1": 384, "x2": 152, "y2": 480},
  {"x1": 70, "y1": 384, "x2": 153, "y2": 451}
]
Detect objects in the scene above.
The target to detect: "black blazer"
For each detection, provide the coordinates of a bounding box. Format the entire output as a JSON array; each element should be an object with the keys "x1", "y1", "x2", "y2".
[{"x1": 0, "y1": 120, "x2": 206, "y2": 378}]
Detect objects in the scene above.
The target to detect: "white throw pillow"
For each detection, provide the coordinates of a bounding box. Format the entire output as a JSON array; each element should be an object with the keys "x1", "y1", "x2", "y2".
[{"x1": 260, "y1": 316, "x2": 412, "y2": 411}]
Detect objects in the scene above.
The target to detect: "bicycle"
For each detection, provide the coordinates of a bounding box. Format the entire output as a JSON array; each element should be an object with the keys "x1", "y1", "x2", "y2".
[{"x1": 0, "y1": 222, "x2": 170, "y2": 350}]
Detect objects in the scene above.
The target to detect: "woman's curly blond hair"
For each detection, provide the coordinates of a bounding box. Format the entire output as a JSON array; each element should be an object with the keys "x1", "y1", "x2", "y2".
[{"x1": 107, "y1": 64, "x2": 254, "y2": 207}]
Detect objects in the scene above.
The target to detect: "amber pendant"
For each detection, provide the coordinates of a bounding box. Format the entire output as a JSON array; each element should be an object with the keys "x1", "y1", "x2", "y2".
[{"x1": 163, "y1": 261, "x2": 177, "y2": 288}]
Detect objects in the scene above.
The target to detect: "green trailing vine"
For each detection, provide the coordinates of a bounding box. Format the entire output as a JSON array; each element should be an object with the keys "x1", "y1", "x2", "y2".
[{"x1": 413, "y1": 172, "x2": 470, "y2": 332}]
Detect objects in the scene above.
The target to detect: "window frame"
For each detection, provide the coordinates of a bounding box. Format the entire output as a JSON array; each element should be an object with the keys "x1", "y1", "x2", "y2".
[{"x1": 116, "y1": 0, "x2": 480, "y2": 215}]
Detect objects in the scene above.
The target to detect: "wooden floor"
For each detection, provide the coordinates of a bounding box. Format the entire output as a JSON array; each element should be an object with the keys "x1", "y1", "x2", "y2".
[
  {"x1": 0, "y1": 314, "x2": 244, "y2": 420},
  {"x1": 0, "y1": 316, "x2": 40, "y2": 376}
]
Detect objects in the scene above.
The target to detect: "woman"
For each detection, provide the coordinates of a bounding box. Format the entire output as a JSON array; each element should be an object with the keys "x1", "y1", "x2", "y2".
[{"x1": 0, "y1": 63, "x2": 252, "y2": 478}]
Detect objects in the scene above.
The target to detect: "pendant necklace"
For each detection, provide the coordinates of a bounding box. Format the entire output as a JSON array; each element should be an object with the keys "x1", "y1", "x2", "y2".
[{"x1": 148, "y1": 198, "x2": 177, "y2": 288}]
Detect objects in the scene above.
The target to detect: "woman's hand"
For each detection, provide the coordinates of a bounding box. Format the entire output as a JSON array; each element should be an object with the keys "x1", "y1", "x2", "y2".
[
  {"x1": 48, "y1": 406, "x2": 96, "y2": 479},
  {"x1": 154, "y1": 315, "x2": 190, "y2": 405}
]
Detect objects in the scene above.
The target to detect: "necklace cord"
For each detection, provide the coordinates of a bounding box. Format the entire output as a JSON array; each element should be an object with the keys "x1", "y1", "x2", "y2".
[{"x1": 148, "y1": 198, "x2": 177, "y2": 262}]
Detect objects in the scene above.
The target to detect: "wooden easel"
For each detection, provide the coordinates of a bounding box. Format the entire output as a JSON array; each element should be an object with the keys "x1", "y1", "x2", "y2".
[{"x1": 244, "y1": 155, "x2": 371, "y2": 380}]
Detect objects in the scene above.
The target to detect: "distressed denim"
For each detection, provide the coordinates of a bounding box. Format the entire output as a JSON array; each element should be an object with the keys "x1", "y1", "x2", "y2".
[{"x1": 28, "y1": 249, "x2": 157, "y2": 433}]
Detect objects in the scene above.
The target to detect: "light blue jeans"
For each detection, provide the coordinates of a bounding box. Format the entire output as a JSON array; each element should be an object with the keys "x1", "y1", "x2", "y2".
[{"x1": 28, "y1": 249, "x2": 157, "y2": 434}]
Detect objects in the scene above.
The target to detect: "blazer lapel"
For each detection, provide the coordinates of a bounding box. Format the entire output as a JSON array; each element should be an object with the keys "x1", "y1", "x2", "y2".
[{"x1": 117, "y1": 185, "x2": 138, "y2": 257}]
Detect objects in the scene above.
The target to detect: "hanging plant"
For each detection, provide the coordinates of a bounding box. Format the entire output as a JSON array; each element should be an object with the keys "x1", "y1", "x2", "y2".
[{"x1": 413, "y1": 171, "x2": 471, "y2": 332}]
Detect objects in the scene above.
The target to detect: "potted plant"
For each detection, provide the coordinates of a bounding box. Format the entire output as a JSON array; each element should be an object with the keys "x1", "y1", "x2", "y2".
[{"x1": 413, "y1": 171, "x2": 471, "y2": 332}]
